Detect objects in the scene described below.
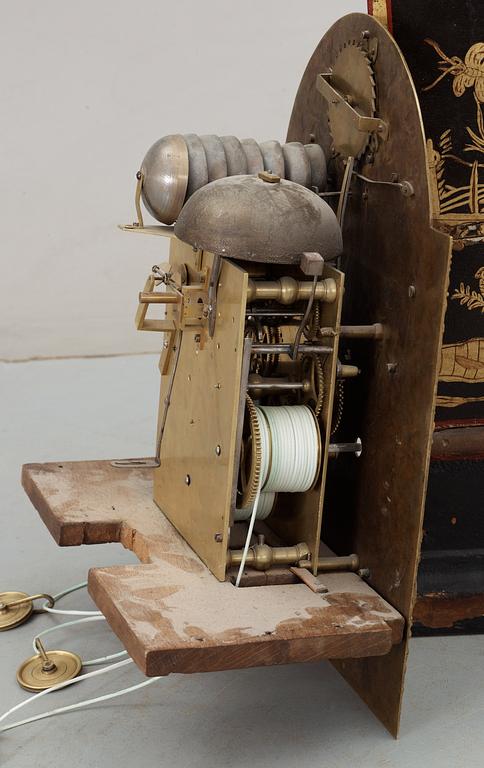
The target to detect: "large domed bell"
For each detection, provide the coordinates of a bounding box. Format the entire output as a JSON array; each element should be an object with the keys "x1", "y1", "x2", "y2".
[{"x1": 174, "y1": 173, "x2": 342, "y2": 264}]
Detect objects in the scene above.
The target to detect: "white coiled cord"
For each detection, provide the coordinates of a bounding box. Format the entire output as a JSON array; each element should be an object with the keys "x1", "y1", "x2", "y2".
[
  {"x1": 260, "y1": 406, "x2": 319, "y2": 493},
  {"x1": 235, "y1": 404, "x2": 320, "y2": 586},
  {"x1": 41, "y1": 581, "x2": 102, "y2": 616},
  {"x1": 0, "y1": 583, "x2": 160, "y2": 734},
  {"x1": 234, "y1": 491, "x2": 276, "y2": 522},
  {"x1": 33, "y1": 616, "x2": 128, "y2": 666}
]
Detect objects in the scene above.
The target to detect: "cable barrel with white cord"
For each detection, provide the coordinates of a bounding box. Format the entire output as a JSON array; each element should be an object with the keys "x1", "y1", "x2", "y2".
[
  {"x1": 258, "y1": 405, "x2": 320, "y2": 493},
  {"x1": 235, "y1": 401, "x2": 321, "y2": 586}
]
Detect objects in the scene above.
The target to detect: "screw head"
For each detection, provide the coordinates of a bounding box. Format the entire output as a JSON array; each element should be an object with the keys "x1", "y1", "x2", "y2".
[
  {"x1": 214, "y1": 533, "x2": 223, "y2": 543},
  {"x1": 185, "y1": 474, "x2": 191, "y2": 486},
  {"x1": 215, "y1": 445, "x2": 221, "y2": 456},
  {"x1": 408, "y1": 284, "x2": 416, "y2": 298}
]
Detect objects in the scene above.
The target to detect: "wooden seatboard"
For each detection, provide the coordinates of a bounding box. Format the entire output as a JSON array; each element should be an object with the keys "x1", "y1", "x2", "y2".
[
  {"x1": 22, "y1": 460, "x2": 404, "y2": 677},
  {"x1": 287, "y1": 13, "x2": 452, "y2": 736}
]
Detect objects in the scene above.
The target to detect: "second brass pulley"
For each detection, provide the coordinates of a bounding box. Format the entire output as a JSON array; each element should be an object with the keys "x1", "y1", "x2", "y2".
[
  {"x1": 0, "y1": 591, "x2": 55, "y2": 631},
  {"x1": 16, "y1": 639, "x2": 82, "y2": 692},
  {"x1": 0, "y1": 591, "x2": 33, "y2": 631}
]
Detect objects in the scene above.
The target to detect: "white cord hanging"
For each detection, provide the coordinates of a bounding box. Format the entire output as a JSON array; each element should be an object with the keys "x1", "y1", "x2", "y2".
[
  {"x1": 42, "y1": 581, "x2": 102, "y2": 616},
  {"x1": 233, "y1": 491, "x2": 276, "y2": 522},
  {"x1": 0, "y1": 677, "x2": 161, "y2": 734},
  {"x1": 0, "y1": 581, "x2": 146, "y2": 733},
  {"x1": 33, "y1": 616, "x2": 128, "y2": 666},
  {"x1": 235, "y1": 404, "x2": 320, "y2": 586},
  {"x1": 0, "y1": 658, "x2": 162, "y2": 733},
  {"x1": 2, "y1": 404, "x2": 320, "y2": 725}
]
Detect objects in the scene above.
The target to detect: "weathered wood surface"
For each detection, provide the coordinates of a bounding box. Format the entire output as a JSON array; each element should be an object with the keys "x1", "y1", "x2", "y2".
[
  {"x1": 22, "y1": 460, "x2": 403, "y2": 677},
  {"x1": 414, "y1": 593, "x2": 484, "y2": 631},
  {"x1": 431, "y1": 425, "x2": 484, "y2": 461}
]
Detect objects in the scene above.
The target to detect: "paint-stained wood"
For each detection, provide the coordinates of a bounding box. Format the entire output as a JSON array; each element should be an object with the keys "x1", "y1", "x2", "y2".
[
  {"x1": 22, "y1": 460, "x2": 403, "y2": 677},
  {"x1": 431, "y1": 425, "x2": 484, "y2": 461},
  {"x1": 414, "y1": 593, "x2": 484, "y2": 630},
  {"x1": 287, "y1": 13, "x2": 452, "y2": 737}
]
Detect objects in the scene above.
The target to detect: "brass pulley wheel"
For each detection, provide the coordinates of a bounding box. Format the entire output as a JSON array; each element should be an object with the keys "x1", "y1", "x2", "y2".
[
  {"x1": 0, "y1": 592, "x2": 34, "y2": 631},
  {"x1": 0, "y1": 591, "x2": 55, "y2": 631},
  {"x1": 17, "y1": 639, "x2": 82, "y2": 692},
  {"x1": 328, "y1": 40, "x2": 376, "y2": 159}
]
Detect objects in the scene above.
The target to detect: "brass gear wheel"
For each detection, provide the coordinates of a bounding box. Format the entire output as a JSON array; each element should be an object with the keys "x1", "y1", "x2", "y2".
[
  {"x1": 331, "y1": 380, "x2": 345, "y2": 436},
  {"x1": 328, "y1": 40, "x2": 376, "y2": 159},
  {"x1": 247, "y1": 324, "x2": 281, "y2": 376},
  {"x1": 302, "y1": 355, "x2": 325, "y2": 418},
  {"x1": 238, "y1": 394, "x2": 263, "y2": 509}
]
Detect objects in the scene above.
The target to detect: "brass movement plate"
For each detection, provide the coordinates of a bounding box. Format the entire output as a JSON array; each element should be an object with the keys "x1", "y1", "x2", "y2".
[
  {"x1": 0, "y1": 592, "x2": 33, "y2": 631},
  {"x1": 287, "y1": 12, "x2": 452, "y2": 737},
  {"x1": 17, "y1": 650, "x2": 82, "y2": 692},
  {"x1": 153, "y1": 241, "x2": 248, "y2": 581}
]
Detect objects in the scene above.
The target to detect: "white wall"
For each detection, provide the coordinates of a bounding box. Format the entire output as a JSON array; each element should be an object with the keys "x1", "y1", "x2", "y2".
[{"x1": 0, "y1": 0, "x2": 365, "y2": 360}]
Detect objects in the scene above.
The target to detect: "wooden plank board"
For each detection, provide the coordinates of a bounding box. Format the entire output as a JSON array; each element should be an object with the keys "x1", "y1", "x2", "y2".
[
  {"x1": 287, "y1": 13, "x2": 452, "y2": 736},
  {"x1": 22, "y1": 460, "x2": 404, "y2": 677}
]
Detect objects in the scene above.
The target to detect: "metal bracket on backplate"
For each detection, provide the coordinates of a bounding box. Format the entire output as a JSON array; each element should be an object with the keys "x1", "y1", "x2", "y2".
[{"x1": 316, "y1": 73, "x2": 389, "y2": 141}]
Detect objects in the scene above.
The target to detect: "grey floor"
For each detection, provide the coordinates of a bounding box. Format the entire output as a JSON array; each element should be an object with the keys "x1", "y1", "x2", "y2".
[{"x1": 1, "y1": 355, "x2": 483, "y2": 767}]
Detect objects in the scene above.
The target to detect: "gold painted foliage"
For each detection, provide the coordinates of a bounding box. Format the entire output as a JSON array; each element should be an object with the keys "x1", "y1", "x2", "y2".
[
  {"x1": 424, "y1": 39, "x2": 484, "y2": 156},
  {"x1": 452, "y1": 267, "x2": 484, "y2": 312},
  {"x1": 424, "y1": 40, "x2": 484, "y2": 101}
]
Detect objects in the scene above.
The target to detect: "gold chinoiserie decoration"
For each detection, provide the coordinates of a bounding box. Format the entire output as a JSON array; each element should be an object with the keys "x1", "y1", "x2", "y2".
[
  {"x1": 424, "y1": 39, "x2": 484, "y2": 222},
  {"x1": 452, "y1": 267, "x2": 484, "y2": 313},
  {"x1": 439, "y1": 338, "x2": 484, "y2": 381}
]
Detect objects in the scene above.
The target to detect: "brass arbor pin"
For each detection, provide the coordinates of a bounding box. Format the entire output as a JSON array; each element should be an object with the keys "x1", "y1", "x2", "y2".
[
  {"x1": 17, "y1": 638, "x2": 82, "y2": 692},
  {"x1": 0, "y1": 592, "x2": 55, "y2": 631}
]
